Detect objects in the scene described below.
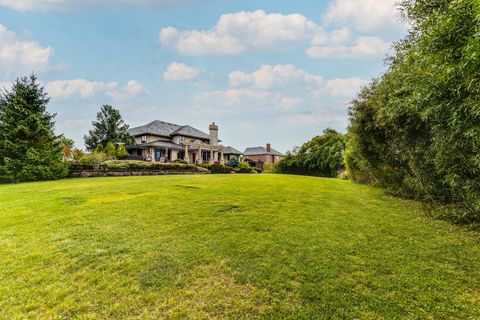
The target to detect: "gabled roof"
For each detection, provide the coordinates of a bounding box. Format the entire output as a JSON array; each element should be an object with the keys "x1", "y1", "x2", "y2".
[
  {"x1": 224, "y1": 146, "x2": 243, "y2": 155},
  {"x1": 172, "y1": 125, "x2": 210, "y2": 140},
  {"x1": 244, "y1": 146, "x2": 284, "y2": 156},
  {"x1": 128, "y1": 120, "x2": 181, "y2": 137},
  {"x1": 128, "y1": 120, "x2": 210, "y2": 140}
]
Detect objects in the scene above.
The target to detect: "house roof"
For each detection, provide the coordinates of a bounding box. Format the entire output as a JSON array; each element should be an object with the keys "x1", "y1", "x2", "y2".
[
  {"x1": 130, "y1": 140, "x2": 183, "y2": 150},
  {"x1": 128, "y1": 120, "x2": 210, "y2": 140},
  {"x1": 244, "y1": 146, "x2": 284, "y2": 156},
  {"x1": 224, "y1": 146, "x2": 243, "y2": 155},
  {"x1": 171, "y1": 125, "x2": 210, "y2": 140}
]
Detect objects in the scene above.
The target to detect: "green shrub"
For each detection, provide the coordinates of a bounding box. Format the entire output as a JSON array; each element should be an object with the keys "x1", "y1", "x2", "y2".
[
  {"x1": 263, "y1": 162, "x2": 274, "y2": 173},
  {"x1": 71, "y1": 160, "x2": 209, "y2": 173},
  {"x1": 253, "y1": 167, "x2": 263, "y2": 173},
  {"x1": 210, "y1": 164, "x2": 234, "y2": 174},
  {"x1": 276, "y1": 129, "x2": 346, "y2": 177},
  {"x1": 104, "y1": 142, "x2": 116, "y2": 157},
  {"x1": 78, "y1": 152, "x2": 112, "y2": 165},
  {"x1": 234, "y1": 161, "x2": 255, "y2": 174},
  {"x1": 173, "y1": 159, "x2": 188, "y2": 164},
  {"x1": 116, "y1": 144, "x2": 128, "y2": 157}
]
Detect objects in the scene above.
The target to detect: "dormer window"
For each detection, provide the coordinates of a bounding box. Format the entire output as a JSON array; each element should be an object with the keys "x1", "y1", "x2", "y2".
[{"x1": 141, "y1": 135, "x2": 148, "y2": 143}]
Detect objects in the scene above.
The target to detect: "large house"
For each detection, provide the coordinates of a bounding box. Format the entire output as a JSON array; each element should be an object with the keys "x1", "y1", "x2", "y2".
[
  {"x1": 127, "y1": 120, "x2": 240, "y2": 164},
  {"x1": 244, "y1": 144, "x2": 284, "y2": 164}
]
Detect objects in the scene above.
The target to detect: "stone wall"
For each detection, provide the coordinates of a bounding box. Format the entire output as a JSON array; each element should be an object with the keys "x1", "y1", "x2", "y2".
[{"x1": 69, "y1": 162, "x2": 210, "y2": 178}]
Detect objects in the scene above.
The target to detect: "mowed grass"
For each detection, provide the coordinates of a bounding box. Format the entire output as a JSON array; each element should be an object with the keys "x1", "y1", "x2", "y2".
[{"x1": 0, "y1": 175, "x2": 479, "y2": 319}]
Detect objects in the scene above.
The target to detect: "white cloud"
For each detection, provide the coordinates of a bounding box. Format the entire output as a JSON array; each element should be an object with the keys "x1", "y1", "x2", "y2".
[
  {"x1": 279, "y1": 108, "x2": 347, "y2": 127},
  {"x1": 106, "y1": 80, "x2": 147, "y2": 102},
  {"x1": 321, "y1": 77, "x2": 368, "y2": 97},
  {"x1": 0, "y1": 24, "x2": 54, "y2": 75},
  {"x1": 323, "y1": 0, "x2": 402, "y2": 32},
  {"x1": 163, "y1": 62, "x2": 199, "y2": 82},
  {"x1": 279, "y1": 97, "x2": 304, "y2": 110},
  {"x1": 306, "y1": 36, "x2": 389, "y2": 59},
  {"x1": 45, "y1": 79, "x2": 146, "y2": 101},
  {"x1": 192, "y1": 87, "x2": 307, "y2": 116},
  {"x1": 0, "y1": 0, "x2": 211, "y2": 12},
  {"x1": 160, "y1": 10, "x2": 319, "y2": 55},
  {"x1": 229, "y1": 64, "x2": 322, "y2": 89},
  {"x1": 311, "y1": 27, "x2": 351, "y2": 46},
  {"x1": 195, "y1": 88, "x2": 280, "y2": 106},
  {"x1": 45, "y1": 79, "x2": 117, "y2": 99}
]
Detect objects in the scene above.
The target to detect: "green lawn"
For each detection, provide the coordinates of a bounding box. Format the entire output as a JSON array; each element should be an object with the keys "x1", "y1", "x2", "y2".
[{"x1": 0, "y1": 175, "x2": 479, "y2": 319}]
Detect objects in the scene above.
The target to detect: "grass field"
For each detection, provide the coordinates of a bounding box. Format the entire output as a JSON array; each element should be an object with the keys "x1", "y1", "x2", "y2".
[{"x1": 0, "y1": 174, "x2": 479, "y2": 319}]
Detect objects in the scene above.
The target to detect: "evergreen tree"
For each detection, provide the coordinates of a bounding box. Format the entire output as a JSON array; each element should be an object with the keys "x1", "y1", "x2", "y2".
[
  {"x1": 84, "y1": 105, "x2": 133, "y2": 151},
  {"x1": 0, "y1": 75, "x2": 68, "y2": 182}
]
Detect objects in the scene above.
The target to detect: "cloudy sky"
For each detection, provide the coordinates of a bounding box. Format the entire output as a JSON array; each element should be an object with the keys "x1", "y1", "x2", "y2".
[{"x1": 0, "y1": 0, "x2": 406, "y2": 152}]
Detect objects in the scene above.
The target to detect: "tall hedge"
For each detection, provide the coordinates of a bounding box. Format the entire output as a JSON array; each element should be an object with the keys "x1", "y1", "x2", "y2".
[
  {"x1": 347, "y1": 0, "x2": 480, "y2": 222},
  {"x1": 276, "y1": 129, "x2": 345, "y2": 177}
]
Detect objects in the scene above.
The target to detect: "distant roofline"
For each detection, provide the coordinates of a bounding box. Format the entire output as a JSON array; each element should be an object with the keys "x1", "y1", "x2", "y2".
[{"x1": 128, "y1": 120, "x2": 211, "y2": 140}]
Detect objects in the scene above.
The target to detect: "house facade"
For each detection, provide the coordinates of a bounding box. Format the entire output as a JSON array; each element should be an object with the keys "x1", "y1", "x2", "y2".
[
  {"x1": 127, "y1": 120, "x2": 241, "y2": 165},
  {"x1": 223, "y1": 146, "x2": 243, "y2": 162},
  {"x1": 244, "y1": 144, "x2": 284, "y2": 164}
]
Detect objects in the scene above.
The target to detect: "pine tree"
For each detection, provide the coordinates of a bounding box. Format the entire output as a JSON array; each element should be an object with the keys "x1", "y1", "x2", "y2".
[
  {"x1": 84, "y1": 105, "x2": 133, "y2": 151},
  {"x1": 0, "y1": 75, "x2": 68, "y2": 182}
]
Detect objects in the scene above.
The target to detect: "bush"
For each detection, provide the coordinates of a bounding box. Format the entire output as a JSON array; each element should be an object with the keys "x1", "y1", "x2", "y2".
[
  {"x1": 71, "y1": 160, "x2": 208, "y2": 173},
  {"x1": 253, "y1": 167, "x2": 263, "y2": 173},
  {"x1": 116, "y1": 144, "x2": 128, "y2": 157},
  {"x1": 276, "y1": 129, "x2": 346, "y2": 177},
  {"x1": 104, "y1": 142, "x2": 116, "y2": 157},
  {"x1": 210, "y1": 164, "x2": 234, "y2": 174},
  {"x1": 235, "y1": 160, "x2": 255, "y2": 174},
  {"x1": 263, "y1": 162, "x2": 274, "y2": 173},
  {"x1": 173, "y1": 159, "x2": 188, "y2": 164},
  {"x1": 78, "y1": 152, "x2": 112, "y2": 166}
]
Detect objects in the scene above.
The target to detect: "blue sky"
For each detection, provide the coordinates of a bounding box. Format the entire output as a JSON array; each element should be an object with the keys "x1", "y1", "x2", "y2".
[{"x1": 0, "y1": 0, "x2": 406, "y2": 152}]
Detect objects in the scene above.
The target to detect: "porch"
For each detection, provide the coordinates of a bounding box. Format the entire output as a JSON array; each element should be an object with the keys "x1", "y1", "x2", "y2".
[{"x1": 128, "y1": 140, "x2": 225, "y2": 165}]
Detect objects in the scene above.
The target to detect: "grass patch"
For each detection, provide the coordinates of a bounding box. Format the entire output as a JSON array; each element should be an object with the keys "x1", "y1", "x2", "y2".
[{"x1": 0, "y1": 175, "x2": 479, "y2": 318}]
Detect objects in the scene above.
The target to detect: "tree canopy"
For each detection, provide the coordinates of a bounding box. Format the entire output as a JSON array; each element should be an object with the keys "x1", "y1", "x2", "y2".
[{"x1": 84, "y1": 105, "x2": 133, "y2": 151}]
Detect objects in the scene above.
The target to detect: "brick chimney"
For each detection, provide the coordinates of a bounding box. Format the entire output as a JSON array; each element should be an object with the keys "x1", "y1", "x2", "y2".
[
  {"x1": 266, "y1": 143, "x2": 271, "y2": 153},
  {"x1": 209, "y1": 122, "x2": 219, "y2": 146}
]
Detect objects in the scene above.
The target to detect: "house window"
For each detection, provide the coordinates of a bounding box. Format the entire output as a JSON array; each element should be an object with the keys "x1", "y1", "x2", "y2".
[
  {"x1": 202, "y1": 151, "x2": 210, "y2": 162},
  {"x1": 179, "y1": 136, "x2": 185, "y2": 144},
  {"x1": 141, "y1": 135, "x2": 148, "y2": 143},
  {"x1": 178, "y1": 150, "x2": 185, "y2": 160}
]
